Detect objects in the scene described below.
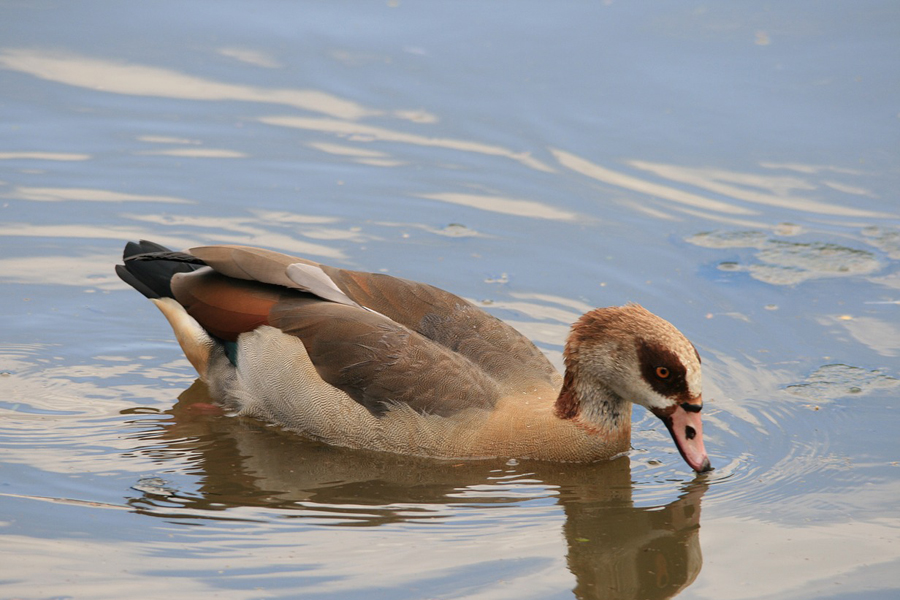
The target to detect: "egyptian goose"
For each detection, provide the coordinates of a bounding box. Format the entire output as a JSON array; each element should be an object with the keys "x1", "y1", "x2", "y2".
[{"x1": 116, "y1": 240, "x2": 711, "y2": 472}]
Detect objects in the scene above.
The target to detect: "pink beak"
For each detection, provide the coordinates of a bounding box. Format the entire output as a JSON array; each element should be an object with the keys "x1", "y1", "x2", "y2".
[{"x1": 653, "y1": 399, "x2": 712, "y2": 473}]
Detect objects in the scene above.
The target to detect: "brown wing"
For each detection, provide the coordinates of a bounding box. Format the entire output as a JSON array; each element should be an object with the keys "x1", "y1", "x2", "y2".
[
  {"x1": 323, "y1": 268, "x2": 559, "y2": 387},
  {"x1": 190, "y1": 246, "x2": 556, "y2": 385},
  {"x1": 187, "y1": 245, "x2": 559, "y2": 389},
  {"x1": 268, "y1": 299, "x2": 501, "y2": 416},
  {"x1": 189, "y1": 245, "x2": 359, "y2": 306},
  {"x1": 188, "y1": 245, "x2": 311, "y2": 288},
  {"x1": 168, "y1": 266, "x2": 500, "y2": 416}
]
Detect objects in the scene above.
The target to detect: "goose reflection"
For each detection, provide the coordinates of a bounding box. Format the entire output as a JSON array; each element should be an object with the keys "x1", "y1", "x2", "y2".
[{"x1": 125, "y1": 381, "x2": 706, "y2": 599}]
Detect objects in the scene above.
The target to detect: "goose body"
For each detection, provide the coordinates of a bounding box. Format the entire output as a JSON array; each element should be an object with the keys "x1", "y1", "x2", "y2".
[{"x1": 116, "y1": 241, "x2": 711, "y2": 471}]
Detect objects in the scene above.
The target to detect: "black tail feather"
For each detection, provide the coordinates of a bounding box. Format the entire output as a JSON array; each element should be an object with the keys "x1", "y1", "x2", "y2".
[{"x1": 116, "y1": 240, "x2": 206, "y2": 299}]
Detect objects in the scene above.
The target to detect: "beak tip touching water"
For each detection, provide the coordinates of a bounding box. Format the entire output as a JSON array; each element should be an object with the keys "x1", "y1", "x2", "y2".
[
  {"x1": 654, "y1": 400, "x2": 712, "y2": 473},
  {"x1": 693, "y1": 455, "x2": 713, "y2": 474}
]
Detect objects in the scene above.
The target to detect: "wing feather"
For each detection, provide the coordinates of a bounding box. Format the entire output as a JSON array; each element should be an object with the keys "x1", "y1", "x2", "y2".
[
  {"x1": 184, "y1": 244, "x2": 559, "y2": 392},
  {"x1": 170, "y1": 267, "x2": 283, "y2": 341},
  {"x1": 322, "y1": 269, "x2": 559, "y2": 388},
  {"x1": 269, "y1": 299, "x2": 501, "y2": 417}
]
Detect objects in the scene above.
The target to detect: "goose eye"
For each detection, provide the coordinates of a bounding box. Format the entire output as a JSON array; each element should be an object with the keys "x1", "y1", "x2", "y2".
[{"x1": 655, "y1": 366, "x2": 670, "y2": 379}]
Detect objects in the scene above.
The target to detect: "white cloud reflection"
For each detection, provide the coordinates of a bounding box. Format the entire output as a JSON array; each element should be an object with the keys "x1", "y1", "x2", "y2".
[
  {"x1": 418, "y1": 192, "x2": 578, "y2": 221},
  {"x1": 0, "y1": 253, "x2": 124, "y2": 289},
  {"x1": 135, "y1": 148, "x2": 247, "y2": 158},
  {"x1": 7, "y1": 186, "x2": 194, "y2": 203},
  {"x1": 308, "y1": 141, "x2": 407, "y2": 167},
  {"x1": 124, "y1": 213, "x2": 351, "y2": 259},
  {"x1": 0, "y1": 223, "x2": 195, "y2": 248},
  {"x1": 554, "y1": 149, "x2": 895, "y2": 224},
  {"x1": 629, "y1": 160, "x2": 888, "y2": 218},
  {"x1": 821, "y1": 315, "x2": 900, "y2": 357},
  {"x1": 260, "y1": 116, "x2": 556, "y2": 172},
  {"x1": 0, "y1": 48, "x2": 378, "y2": 120},
  {"x1": 216, "y1": 47, "x2": 281, "y2": 69},
  {"x1": 136, "y1": 135, "x2": 200, "y2": 145},
  {"x1": 0, "y1": 152, "x2": 90, "y2": 161},
  {"x1": 552, "y1": 148, "x2": 755, "y2": 216}
]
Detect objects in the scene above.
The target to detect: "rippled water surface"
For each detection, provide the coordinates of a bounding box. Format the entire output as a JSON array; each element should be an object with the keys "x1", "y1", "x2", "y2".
[{"x1": 1, "y1": 2, "x2": 899, "y2": 599}]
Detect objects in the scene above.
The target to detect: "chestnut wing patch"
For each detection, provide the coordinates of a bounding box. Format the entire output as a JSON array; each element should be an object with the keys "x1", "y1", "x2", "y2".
[{"x1": 171, "y1": 268, "x2": 284, "y2": 341}]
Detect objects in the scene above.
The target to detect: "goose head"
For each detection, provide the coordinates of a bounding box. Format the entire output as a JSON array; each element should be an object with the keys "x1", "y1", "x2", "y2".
[{"x1": 559, "y1": 304, "x2": 711, "y2": 473}]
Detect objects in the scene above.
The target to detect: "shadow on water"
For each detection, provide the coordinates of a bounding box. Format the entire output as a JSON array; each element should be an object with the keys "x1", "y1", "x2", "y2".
[{"x1": 123, "y1": 380, "x2": 707, "y2": 600}]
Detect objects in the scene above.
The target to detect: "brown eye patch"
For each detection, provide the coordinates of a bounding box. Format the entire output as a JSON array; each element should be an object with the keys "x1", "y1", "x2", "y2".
[{"x1": 636, "y1": 339, "x2": 691, "y2": 401}]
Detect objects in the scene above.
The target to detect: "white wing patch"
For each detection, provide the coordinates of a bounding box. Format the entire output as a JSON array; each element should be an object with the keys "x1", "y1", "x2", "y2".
[{"x1": 286, "y1": 262, "x2": 361, "y2": 307}]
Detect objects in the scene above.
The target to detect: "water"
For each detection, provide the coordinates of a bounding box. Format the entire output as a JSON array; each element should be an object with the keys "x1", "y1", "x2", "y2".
[{"x1": 1, "y1": 2, "x2": 899, "y2": 598}]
